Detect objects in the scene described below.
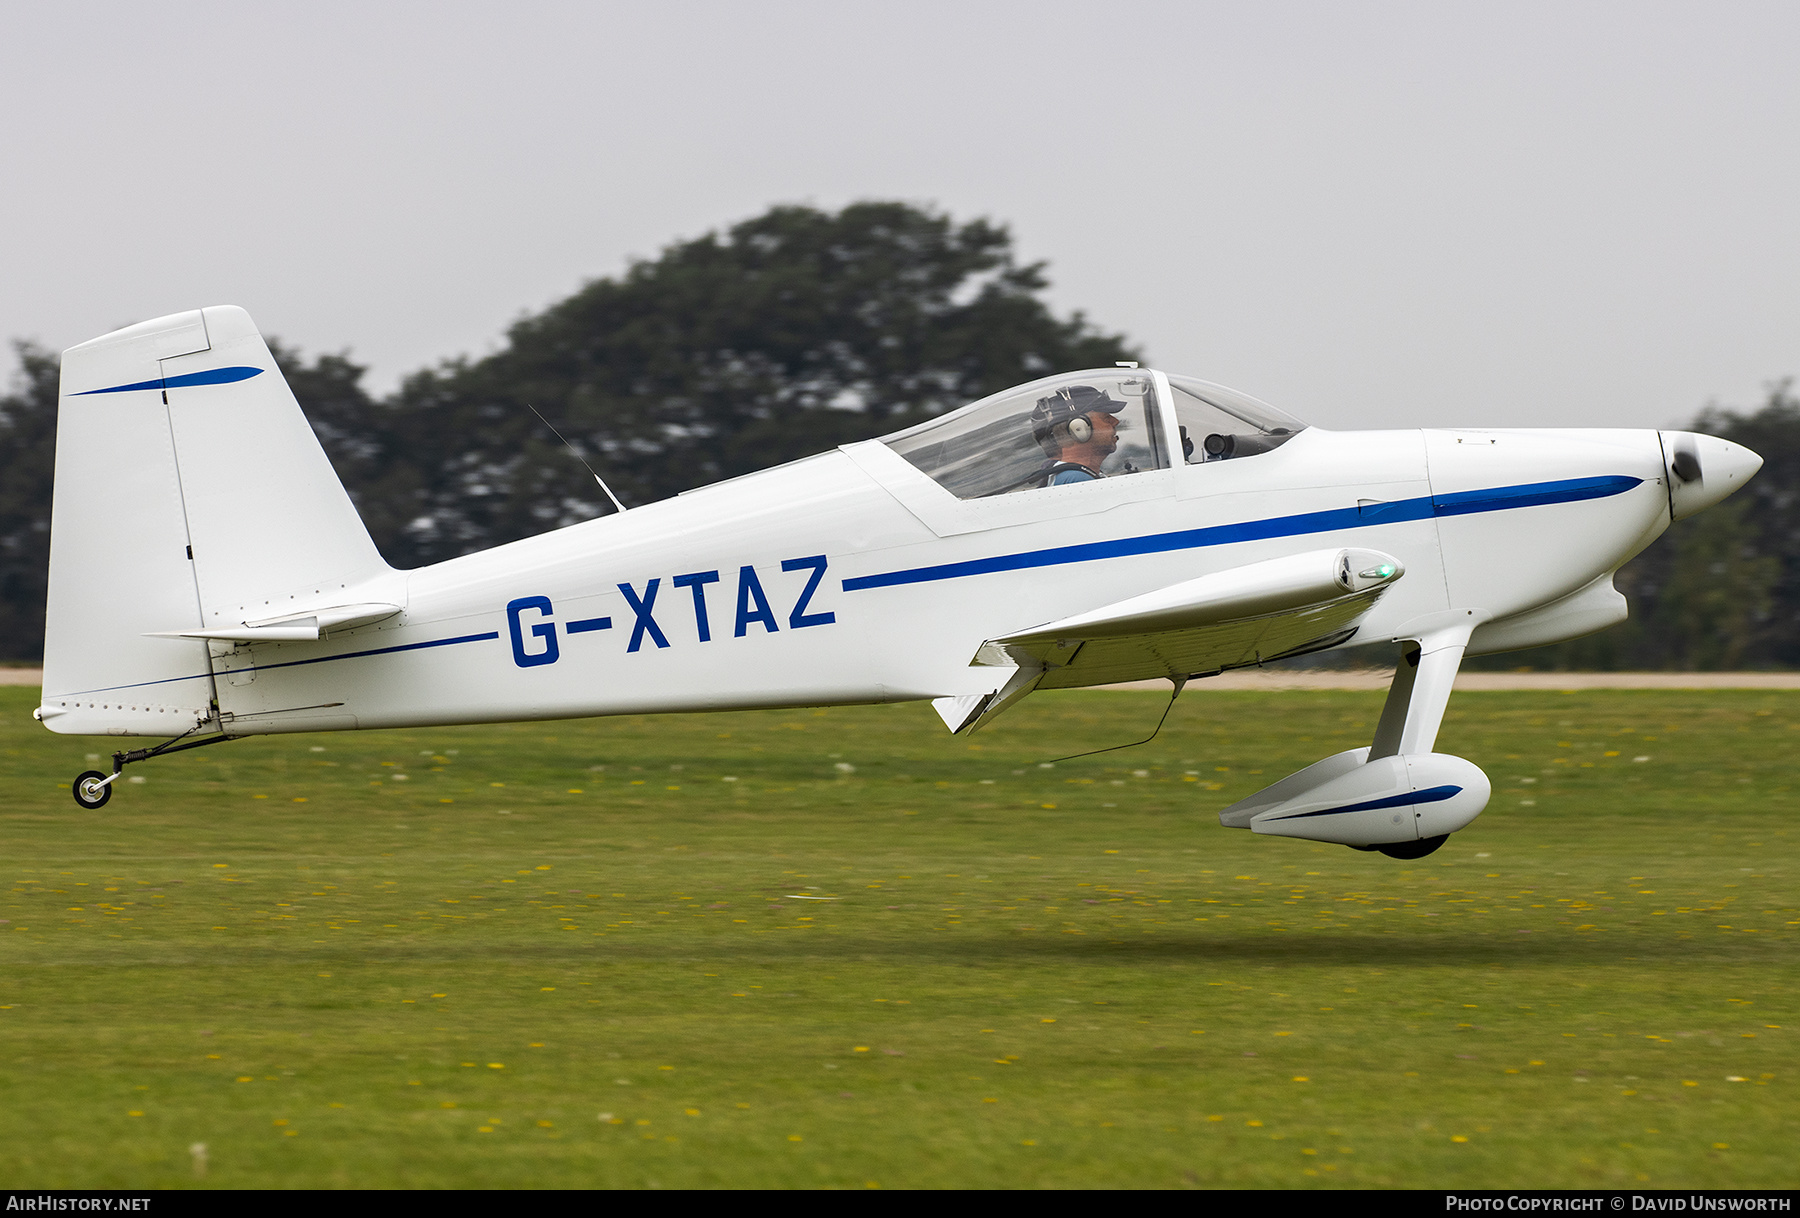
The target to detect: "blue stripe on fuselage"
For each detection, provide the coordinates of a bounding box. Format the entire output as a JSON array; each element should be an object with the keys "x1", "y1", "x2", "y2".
[
  {"x1": 840, "y1": 475, "x2": 1641, "y2": 592},
  {"x1": 235, "y1": 630, "x2": 501, "y2": 677},
  {"x1": 50, "y1": 630, "x2": 499, "y2": 698}
]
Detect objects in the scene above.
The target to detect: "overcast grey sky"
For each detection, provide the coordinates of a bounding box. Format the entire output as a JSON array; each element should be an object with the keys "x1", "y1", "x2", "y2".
[{"x1": 2, "y1": 1, "x2": 1795, "y2": 430}]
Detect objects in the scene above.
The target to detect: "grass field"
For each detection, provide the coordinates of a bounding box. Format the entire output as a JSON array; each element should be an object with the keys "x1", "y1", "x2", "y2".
[{"x1": 0, "y1": 683, "x2": 1794, "y2": 1189}]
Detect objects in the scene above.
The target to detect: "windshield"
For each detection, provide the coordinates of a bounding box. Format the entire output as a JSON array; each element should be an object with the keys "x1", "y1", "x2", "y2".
[
  {"x1": 1166, "y1": 374, "x2": 1306, "y2": 463},
  {"x1": 882, "y1": 371, "x2": 1169, "y2": 499}
]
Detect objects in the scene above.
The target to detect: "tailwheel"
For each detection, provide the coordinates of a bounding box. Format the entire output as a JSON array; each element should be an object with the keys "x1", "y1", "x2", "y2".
[
  {"x1": 73, "y1": 770, "x2": 112, "y2": 810},
  {"x1": 1376, "y1": 834, "x2": 1448, "y2": 860}
]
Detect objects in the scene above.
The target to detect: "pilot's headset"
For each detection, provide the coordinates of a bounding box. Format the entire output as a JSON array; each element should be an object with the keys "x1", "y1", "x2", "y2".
[{"x1": 1030, "y1": 385, "x2": 1113, "y2": 457}]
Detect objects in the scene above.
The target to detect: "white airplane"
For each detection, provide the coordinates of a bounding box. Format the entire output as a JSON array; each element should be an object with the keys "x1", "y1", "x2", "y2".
[{"x1": 37, "y1": 307, "x2": 1761, "y2": 858}]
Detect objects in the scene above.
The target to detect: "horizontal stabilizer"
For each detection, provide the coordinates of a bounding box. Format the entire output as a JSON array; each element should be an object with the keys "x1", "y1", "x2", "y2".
[{"x1": 147, "y1": 601, "x2": 403, "y2": 643}]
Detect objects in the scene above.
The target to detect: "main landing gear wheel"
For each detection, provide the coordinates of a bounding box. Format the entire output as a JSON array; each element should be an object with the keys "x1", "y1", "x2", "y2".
[
  {"x1": 1376, "y1": 834, "x2": 1448, "y2": 860},
  {"x1": 73, "y1": 771, "x2": 112, "y2": 810}
]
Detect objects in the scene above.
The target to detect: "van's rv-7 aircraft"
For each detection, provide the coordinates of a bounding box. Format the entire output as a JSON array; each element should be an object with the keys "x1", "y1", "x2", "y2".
[{"x1": 38, "y1": 307, "x2": 1761, "y2": 858}]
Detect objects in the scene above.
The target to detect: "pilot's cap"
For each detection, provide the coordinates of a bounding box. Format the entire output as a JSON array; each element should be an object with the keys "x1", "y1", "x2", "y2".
[
  {"x1": 1032, "y1": 384, "x2": 1126, "y2": 455},
  {"x1": 1058, "y1": 384, "x2": 1126, "y2": 417}
]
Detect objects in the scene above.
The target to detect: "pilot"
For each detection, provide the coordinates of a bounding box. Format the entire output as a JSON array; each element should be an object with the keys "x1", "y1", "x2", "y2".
[{"x1": 1029, "y1": 385, "x2": 1127, "y2": 486}]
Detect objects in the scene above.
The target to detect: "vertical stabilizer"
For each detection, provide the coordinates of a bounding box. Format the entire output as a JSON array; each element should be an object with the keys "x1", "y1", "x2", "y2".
[{"x1": 38, "y1": 306, "x2": 391, "y2": 736}]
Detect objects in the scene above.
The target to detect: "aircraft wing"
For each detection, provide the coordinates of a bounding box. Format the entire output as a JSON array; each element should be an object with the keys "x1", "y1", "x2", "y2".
[{"x1": 933, "y1": 547, "x2": 1404, "y2": 733}]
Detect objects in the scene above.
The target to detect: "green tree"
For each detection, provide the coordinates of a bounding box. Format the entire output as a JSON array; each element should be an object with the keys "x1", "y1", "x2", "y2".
[
  {"x1": 0, "y1": 344, "x2": 59, "y2": 662},
  {"x1": 1645, "y1": 496, "x2": 1778, "y2": 668},
  {"x1": 1466, "y1": 379, "x2": 1798, "y2": 671},
  {"x1": 1691, "y1": 380, "x2": 1800, "y2": 666},
  {"x1": 372, "y1": 202, "x2": 1140, "y2": 567},
  {"x1": 267, "y1": 341, "x2": 422, "y2": 563},
  {"x1": 0, "y1": 203, "x2": 1141, "y2": 658}
]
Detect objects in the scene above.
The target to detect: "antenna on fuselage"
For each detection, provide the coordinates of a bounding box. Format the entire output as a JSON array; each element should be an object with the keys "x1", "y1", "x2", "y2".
[{"x1": 528, "y1": 404, "x2": 628, "y2": 515}]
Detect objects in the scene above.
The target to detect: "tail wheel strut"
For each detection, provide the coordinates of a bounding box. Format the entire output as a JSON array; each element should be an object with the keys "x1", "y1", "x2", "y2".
[{"x1": 68, "y1": 729, "x2": 236, "y2": 809}]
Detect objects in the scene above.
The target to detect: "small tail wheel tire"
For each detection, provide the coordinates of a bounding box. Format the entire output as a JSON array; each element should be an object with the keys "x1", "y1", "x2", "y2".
[{"x1": 73, "y1": 771, "x2": 112, "y2": 810}]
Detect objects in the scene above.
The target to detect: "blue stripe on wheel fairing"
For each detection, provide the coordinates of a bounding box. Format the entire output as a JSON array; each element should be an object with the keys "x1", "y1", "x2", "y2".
[
  {"x1": 1268, "y1": 784, "x2": 1464, "y2": 821},
  {"x1": 72, "y1": 366, "x2": 265, "y2": 396},
  {"x1": 839, "y1": 475, "x2": 1640, "y2": 592}
]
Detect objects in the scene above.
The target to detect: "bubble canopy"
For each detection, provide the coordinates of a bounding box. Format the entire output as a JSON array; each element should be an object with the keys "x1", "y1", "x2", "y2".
[
  {"x1": 1165, "y1": 374, "x2": 1307, "y2": 464},
  {"x1": 880, "y1": 369, "x2": 1307, "y2": 500}
]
